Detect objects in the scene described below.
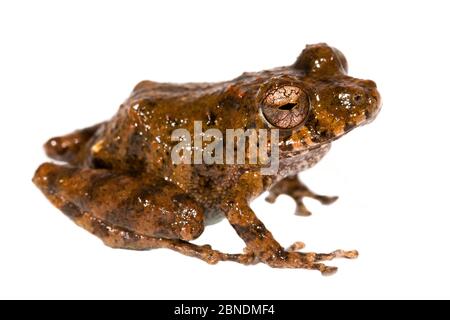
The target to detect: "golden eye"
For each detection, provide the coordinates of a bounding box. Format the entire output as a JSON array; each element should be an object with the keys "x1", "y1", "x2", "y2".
[{"x1": 261, "y1": 85, "x2": 309, "y2": 129}]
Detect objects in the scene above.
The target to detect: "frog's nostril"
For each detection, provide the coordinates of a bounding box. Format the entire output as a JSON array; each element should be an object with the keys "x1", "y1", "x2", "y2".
[{"x1": 352, "y1": 93, "x2": 366, "y2": 105}]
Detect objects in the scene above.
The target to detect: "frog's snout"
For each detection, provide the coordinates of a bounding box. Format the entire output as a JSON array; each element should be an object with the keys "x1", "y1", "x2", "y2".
[{"x1": 364, "y1": 80, "x2": 382, "y2": 123}]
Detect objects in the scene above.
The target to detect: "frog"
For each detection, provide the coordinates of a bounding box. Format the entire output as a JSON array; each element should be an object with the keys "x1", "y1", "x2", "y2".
[{"x1": 33, "y1": 43, "x2": 381, "y2": 275}]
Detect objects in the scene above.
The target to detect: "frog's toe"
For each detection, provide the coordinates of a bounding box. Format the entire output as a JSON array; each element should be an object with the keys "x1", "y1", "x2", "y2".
[
  {"x1": 286, "y1": 241, "x2": 306, "y2": 251},
  {"x1": 294, "y1": 194, "x2": 338, "y2": 216},
  {"x1": 286, "y1": 242, "x2": 358, "y2": 261},
  {"x1": 264, "y1": 191, "x2": 278, "y2": 203},
  {"x1": 266, "y1": 175, "x2": 338, "y2": 216},
  {"x1": 43, "y1": 123, "x2": 102, "y2": 165},
  {"x1": 263, "y1": 251, "x2": 340, "y2": 275},
  {"x1": 310, "y1": 194, "x2": 339, "y2": 205},
  {"x1": 294, "y1": 199, "x2": 312, "y2": 216},
  {"x1": 300, "y1": 249, "x2": 359, "y2": 262},
  {"x1": 263, "y1": 247, "x2": 358, "y2": 275}
]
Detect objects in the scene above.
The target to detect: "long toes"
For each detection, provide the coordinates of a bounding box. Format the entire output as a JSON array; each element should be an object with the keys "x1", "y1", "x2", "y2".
[
  {"x1": 285, "y1": 242, "x2": 358, "y2": 262},
  {"x1": 287, "y1": 241, "x2": 306, "y2": 251},
  {"x1": 294, "y1": 201, "x2": 312, "y2": 216},
  {"x1": 313, "y1": 195, "x2": 339, "y2": 205},
  {"x1": 316, "y1": 264, "x2": 338, "y2": 276},
  {"x1": 303, "y1": 249, "x2": 359, "y2": 262},
  {"x1": 335, "y1": 249, "x2": 359, "y2": 259},
  {"x1": 270, "y1": 254, "x2": 339, "y2": 275},
  {"x1": 265, "y1": 192, "x2": 278, "y2": 203}
]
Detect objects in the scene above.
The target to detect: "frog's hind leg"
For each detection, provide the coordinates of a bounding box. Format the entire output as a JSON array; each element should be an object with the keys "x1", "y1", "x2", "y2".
[
  {"x1": 32, "y1": 162, "x2": 255, "y2": 266},
  {"x1": 44, "y1": 123, "x2": 103, "y2": 165},
  {"x1": 265, "y1": 175, "x2": 338, "y2": 216},
  {"x1": 76, "y1": 212, "x2": 256, "y2": 265}
]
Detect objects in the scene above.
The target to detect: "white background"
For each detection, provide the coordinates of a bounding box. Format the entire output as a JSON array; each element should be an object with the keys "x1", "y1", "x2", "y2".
[{"x1": 1, "y1": 0, "x2": 449, "y2": 299}]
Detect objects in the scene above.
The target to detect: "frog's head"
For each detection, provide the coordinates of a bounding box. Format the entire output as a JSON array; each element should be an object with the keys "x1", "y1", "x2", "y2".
[{"x1": 257, "y1": 43, "x2": 381, "y2": 154}]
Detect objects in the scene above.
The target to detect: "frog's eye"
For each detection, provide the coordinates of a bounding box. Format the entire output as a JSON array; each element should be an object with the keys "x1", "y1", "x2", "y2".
[
  {"x1": 294, "y1": 43, "x2": 348, "y2": 76},
  {"x1": 261, "y1": 85, "x2": 309, "y2": 129}
]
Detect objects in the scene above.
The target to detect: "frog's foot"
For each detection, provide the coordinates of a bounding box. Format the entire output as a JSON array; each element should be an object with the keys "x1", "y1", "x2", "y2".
[
  {"x1": 44, "y1": 123, "x2": 103, "y2": 165},
  {"x1": 263, "y1": 244, "x2": 358, "y2": 275},
  {"x1": 265, "y1": 175, "x2": 338, "y2": 216}
]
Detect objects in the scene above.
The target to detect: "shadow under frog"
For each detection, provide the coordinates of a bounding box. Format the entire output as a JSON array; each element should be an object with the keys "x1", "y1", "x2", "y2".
[{"x1": 33, "y1": 43, "x2": 381, "y2": 275}]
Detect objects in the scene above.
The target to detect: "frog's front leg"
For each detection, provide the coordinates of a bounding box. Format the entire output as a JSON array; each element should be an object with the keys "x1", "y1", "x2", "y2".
[
  {"x1": 265, "y1": 175, "x2": 338, "y2": 216},
  {"x1": 32, "y1": 163, "x2": 255, "y2": 265},
  {"x1": 44, "y1": 123, "x2": 104, "y2": 165},
  {"x1": 222, "y1": 174, "x2": 357, "y2": 275}
]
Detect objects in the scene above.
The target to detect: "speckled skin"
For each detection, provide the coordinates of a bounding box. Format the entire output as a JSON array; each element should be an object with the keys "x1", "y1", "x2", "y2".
[{"x1": 33, "y1": 43, "x2": 381, "y2": 275}]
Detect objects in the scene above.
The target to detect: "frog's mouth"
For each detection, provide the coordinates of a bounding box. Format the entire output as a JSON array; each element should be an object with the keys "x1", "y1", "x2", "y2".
[
  {"x1": 280, "y1": 105, "x2": 381, "y2": 155},
  {"x1": 279, "y1": 141, "x2": 332, "y2": 157},
  {"x1": 278, "y1": 122, "x2": 357, "y2": 156},
  {"x1": 278, "y1": 126, "x2": 341, "y2": 155}
]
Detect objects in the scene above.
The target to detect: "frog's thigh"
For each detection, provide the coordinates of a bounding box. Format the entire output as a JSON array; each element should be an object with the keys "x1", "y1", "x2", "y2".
[
  {"x1": 33, "y1": 163, "x2": 255, "y2": 265},
  {"x1": 33, "y1": 162, "x2": 204, "y2": 241},
  {"x1": 44, "y1": 123, "x2": 103, "y2": 165}
]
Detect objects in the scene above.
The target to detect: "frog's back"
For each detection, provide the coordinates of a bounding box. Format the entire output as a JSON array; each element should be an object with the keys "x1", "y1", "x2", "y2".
[
  {"x1": 130, "y1": 80, "x2": 225, "y2": 102},
  {"x1": 82, "y1": 80, "x2": 228, "y2": 175}
]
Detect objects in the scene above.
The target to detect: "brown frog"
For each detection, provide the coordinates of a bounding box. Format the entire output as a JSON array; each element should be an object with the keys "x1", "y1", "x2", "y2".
[{"x1": 33, "y1": 43, "x2": 381, "y2": 275}]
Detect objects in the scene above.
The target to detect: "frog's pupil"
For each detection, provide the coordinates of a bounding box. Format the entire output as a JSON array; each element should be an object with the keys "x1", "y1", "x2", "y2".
[{"x1": 278, "y1": 103, "x2": 297, "y2": 111}]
